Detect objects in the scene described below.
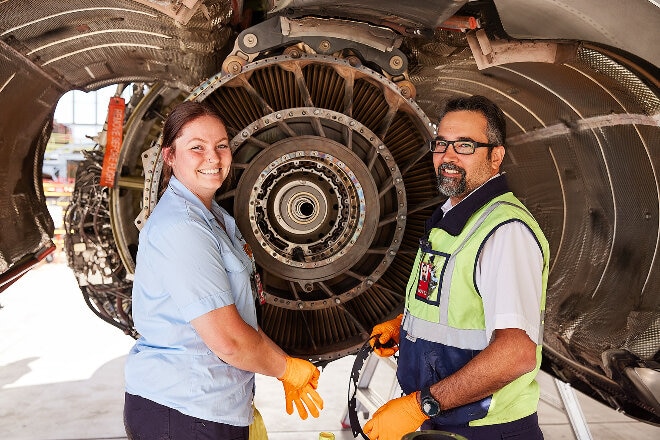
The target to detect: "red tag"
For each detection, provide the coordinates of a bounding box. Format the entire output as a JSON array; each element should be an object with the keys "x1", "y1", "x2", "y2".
[
  {"x1": 100, "y1": 96, "x2": 126, "y2": 187},
  {"x1": 415, "y1": 260, "x2": 434, "y2": 299}
]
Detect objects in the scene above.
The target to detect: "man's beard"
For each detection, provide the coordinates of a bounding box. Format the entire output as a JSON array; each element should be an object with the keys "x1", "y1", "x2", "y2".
[{"x1": 436, "y1": 163, "x2": 467, "y2": 198}]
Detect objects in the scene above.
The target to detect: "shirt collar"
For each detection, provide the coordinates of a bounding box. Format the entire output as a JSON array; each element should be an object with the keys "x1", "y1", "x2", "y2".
[
  {"x1": 168, "y1": 175, "x2": 214, "y2": 220},
  {"x1": 425, "y1": 173, "x2": 510, "y2": 236}
]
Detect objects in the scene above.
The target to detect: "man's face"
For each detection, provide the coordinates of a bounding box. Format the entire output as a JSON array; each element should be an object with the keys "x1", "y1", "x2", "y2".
[{"x1": 433, "y1": 110, "x2": 505, "y2": 205}]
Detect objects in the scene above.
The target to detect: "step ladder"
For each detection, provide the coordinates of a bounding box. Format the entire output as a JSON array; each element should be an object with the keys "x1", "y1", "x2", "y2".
[
  {"x1": 541, "y1": 377, "x2": 594, "y2": 440},
  {"x1": 342, "y1": 351, "x2": 401, "y2": 428}
]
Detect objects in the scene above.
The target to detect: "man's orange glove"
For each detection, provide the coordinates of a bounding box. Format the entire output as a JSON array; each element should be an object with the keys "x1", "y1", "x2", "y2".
[
  {"x1": 363, "y1": 392, "x2": 429, "y2": 440},
  {"x1": 278, "y1": 356, "x2": 324, "y2": 419},
  {"x1": 369, "y1": 314, "x2": 403, "y2": 357}
]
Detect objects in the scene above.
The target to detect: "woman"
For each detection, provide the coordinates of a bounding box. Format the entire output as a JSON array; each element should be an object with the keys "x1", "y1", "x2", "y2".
[{"x1": 124, "y1": 101, "x2": 323, "y2": 439}]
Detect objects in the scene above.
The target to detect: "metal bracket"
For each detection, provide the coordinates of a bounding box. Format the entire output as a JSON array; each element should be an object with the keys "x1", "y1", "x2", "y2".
[
  {"x1": 466, "y1": 29, "x2": 579, "y2": 70},
  {"x1": 222, "y1": 16, "x2": 409, "y2": 77},
  {"x1": 132, "y1": 0, "x2": 206, "y2": 25}
]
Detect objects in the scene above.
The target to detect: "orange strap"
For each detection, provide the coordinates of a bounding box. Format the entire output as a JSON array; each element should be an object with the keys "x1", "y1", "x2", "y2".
[{"x1": 100, "y1": 96, "x2": 126, "y2": 187}]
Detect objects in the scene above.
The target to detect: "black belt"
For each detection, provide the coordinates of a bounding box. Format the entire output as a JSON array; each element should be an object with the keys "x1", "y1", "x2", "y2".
[{"x1": 347, "y1": 339, "x2": 399, "y2": 439}]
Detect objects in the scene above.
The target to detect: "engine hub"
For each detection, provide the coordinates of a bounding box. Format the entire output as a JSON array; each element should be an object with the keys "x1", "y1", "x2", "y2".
[{"x1": 236, "y1": 134, "x2": 378, "y2": 284}]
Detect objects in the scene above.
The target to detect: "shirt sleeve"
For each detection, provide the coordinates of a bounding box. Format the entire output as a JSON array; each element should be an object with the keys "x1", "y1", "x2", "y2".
[
  {"x1": 476, "y1": 221, "x2": 544, "y2": 344},
  {"x1": 150, "y1": 218, "x2": 237, "y2": 322}
]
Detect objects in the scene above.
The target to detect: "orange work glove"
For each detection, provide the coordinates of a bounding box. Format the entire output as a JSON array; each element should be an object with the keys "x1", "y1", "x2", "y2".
[
  {"x1": 278, "y1": 356, "x2": 324, "y2": 419},
  {"x1": 278, "y1": 356, "x2": 320, "y2": 389},
  {"x1": 281, "y1": 381, "x2": 324, "y2": 419},
  {"x1": 369, "y1": 314, "x2": 403, "y2": 357},
  {"x1": 363, "y1": 392, "x2": 429, "y2": 440}
]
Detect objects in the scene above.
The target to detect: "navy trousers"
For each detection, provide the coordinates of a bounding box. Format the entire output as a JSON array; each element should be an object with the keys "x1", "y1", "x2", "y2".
[
  {"x1": 421, "y1": 412, "x2": 544, "y2": 440},
  {"x1": 124, "y1": 392, "x2": 249, "y2": 440}
]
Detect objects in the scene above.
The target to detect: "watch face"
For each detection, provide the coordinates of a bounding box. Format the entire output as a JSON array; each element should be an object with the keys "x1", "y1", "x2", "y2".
[{"x1": 422, "y1": 398, "x2": 440, "y2": 417}]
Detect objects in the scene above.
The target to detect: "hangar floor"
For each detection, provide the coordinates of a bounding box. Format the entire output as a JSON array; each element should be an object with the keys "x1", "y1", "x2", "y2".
[{"x1": 1, "y1": 262, "x2": 657, "y2": 440}]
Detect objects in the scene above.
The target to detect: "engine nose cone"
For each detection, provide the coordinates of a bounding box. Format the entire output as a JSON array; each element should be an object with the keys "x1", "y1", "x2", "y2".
[{"x1": 235, "y1": 134, "x2": 380, "y2": 285}]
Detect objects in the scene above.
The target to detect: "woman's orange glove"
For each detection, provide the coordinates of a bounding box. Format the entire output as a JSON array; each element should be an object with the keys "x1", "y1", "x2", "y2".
[
  {"x1": 369, "y1": 314, "x2": 403, "y2": 357},
  {"x1": 363, "y1": 392, "x2": 429, "y2": 440},
  {"x1": 278, "y1": 356, "x2": 323, "y2": 419},
  {"x1": 281, "y1": 381, "x2": 324, "y2": 419},
  {"x1": 278, "y1": 356, "x2": 320, "y2": 388}
]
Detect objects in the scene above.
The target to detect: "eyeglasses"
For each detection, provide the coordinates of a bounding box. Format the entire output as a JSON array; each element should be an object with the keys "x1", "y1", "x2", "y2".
[{"x1": 429, "y1": 138, "x2": 497, "y2": 155}]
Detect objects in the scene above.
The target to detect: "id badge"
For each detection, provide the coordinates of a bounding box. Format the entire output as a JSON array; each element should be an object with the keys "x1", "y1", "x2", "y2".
[
  {"x1": 415, "y1": 260, "x2": 434, "y2": 299},
  {"x1": 245, "y1": 243, "x2": 267, "y2": 305},
  {"x1": 254, "y1": 272, "x2": 266, "y2": 305}
]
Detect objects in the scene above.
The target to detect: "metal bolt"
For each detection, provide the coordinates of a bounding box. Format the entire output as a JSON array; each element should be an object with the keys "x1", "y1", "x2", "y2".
[
  {"x1": 243, "y1": 33, "x2": 258, "y2": 48},
  {"x1": 226, "y1": 60, "x2": 242, "y2": 74}
]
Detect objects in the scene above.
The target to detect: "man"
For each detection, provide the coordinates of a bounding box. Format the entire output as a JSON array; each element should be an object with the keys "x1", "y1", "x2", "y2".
[{"x1": 364, "y1": 95, "x2": 549, "y2": 440}]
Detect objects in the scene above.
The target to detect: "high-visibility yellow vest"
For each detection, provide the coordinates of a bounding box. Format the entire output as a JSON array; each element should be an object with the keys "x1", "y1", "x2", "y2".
[{"x1": 402, "y1": 192, "x2": 549, "y2": 425}]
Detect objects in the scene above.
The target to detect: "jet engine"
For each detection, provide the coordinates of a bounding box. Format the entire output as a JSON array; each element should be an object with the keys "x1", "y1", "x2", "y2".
[{"x1": 0, "y1": 0, "x2": 657, "y2": 425}]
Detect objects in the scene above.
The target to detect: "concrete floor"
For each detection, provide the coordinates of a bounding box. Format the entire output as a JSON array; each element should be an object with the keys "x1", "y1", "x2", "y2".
[{"x1": 1, "y1": 262, "x2": 658, "y2": 439}]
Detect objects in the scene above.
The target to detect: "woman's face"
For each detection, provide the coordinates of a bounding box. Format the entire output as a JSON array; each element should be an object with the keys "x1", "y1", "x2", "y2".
[{"x1": 165, "y1": 115, "x2": 231, "y2": 207}]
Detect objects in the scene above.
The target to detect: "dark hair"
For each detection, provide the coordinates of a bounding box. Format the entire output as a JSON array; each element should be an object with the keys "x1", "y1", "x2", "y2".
[
  {"x1": 159, "y1": 100, "x2": 227, "y2": 195},
  {"x1": 438, "y1": 95, "x2": 506, "y2": 147}
]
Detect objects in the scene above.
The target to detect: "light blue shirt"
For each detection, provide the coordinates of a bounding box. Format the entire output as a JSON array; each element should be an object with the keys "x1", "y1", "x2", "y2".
[{"x1": 125, "y1": 175, "x2": 257, "y2": 426}]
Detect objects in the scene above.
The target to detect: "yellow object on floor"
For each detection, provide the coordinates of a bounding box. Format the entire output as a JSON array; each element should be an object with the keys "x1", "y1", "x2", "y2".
[{"x1": 249, "y1": 405, "x2": 268, "y2": 440}]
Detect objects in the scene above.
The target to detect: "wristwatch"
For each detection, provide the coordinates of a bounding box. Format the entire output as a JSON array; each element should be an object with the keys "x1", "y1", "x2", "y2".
[{"x1": 420, "y1": 386, "x2": 442, "y2": 417}]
